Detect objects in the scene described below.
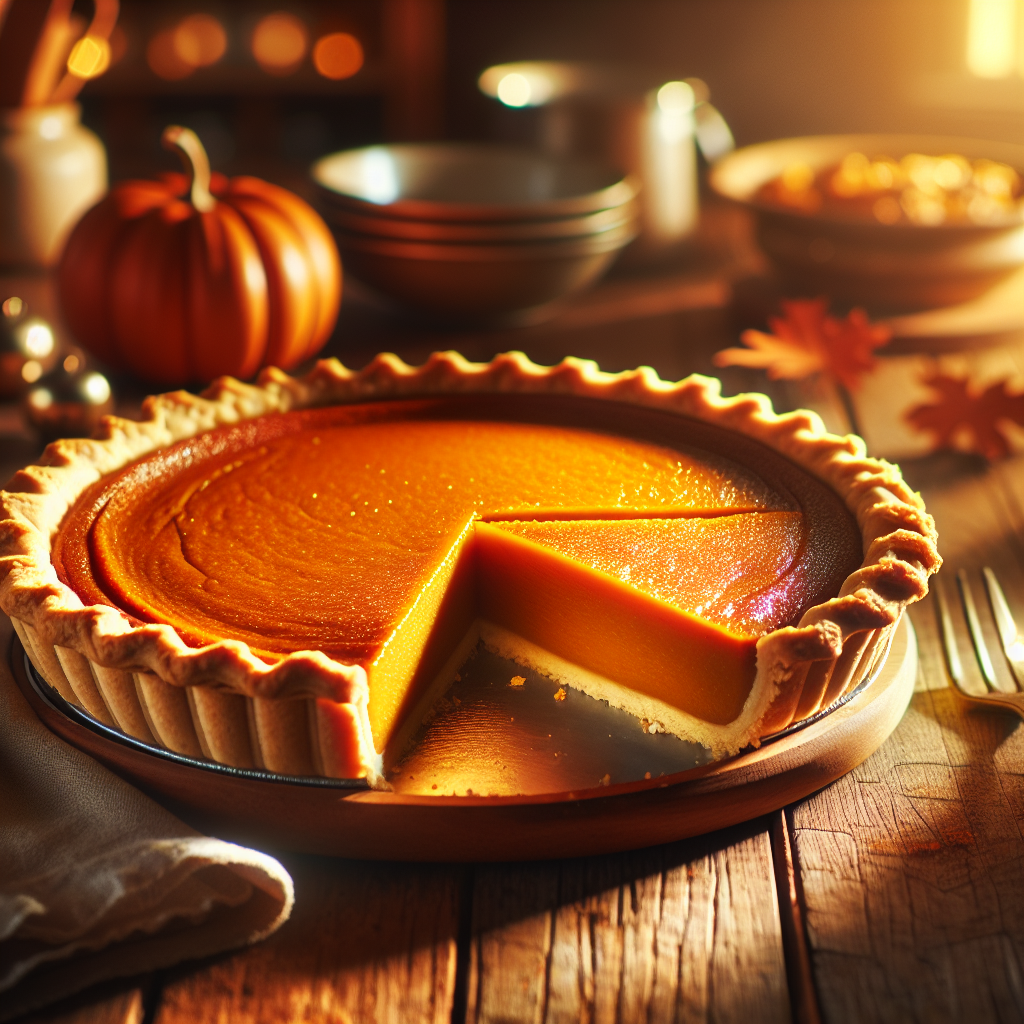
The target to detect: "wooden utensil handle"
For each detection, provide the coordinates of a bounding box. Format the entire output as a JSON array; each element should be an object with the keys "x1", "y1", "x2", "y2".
[
  {"x1": 49, "y1": 0, "x2": 119, "y2": 105},
  {"x1": 0, "y1": 0, "x2": 79, "y2": 108}
]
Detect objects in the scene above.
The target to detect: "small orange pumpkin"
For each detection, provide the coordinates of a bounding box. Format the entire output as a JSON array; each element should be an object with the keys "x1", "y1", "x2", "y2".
[{"x1": 59, "y1": 126, "x2": 342, "y2": 384}]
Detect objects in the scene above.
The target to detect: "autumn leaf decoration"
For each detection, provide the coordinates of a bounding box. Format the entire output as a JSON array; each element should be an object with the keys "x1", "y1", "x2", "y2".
[
  {"x1": 905, "y1": 373, "x2": 1024, "y2": 460},
  {"x1": 714, "y1": 298, "x2": 891, "y2": 390}
]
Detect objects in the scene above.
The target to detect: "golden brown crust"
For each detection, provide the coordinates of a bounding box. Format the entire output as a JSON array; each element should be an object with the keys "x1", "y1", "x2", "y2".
[{"x1": 0, "y1": 351, "x2": 940, "y2": 767}]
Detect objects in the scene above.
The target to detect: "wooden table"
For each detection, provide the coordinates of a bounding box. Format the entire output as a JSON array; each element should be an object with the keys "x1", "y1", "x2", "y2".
[{"x1": 5, "y1": 228, "x2": 1024, "y2": 1024}]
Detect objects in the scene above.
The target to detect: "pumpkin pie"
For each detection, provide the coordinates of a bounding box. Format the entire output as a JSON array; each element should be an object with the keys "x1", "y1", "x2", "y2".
[{"x1": 0, "y1": 352, "x2": 940, "y2": 785}]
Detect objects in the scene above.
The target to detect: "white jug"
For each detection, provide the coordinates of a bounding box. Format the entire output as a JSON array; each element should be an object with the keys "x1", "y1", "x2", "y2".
[{"x1": 0, "y1": 103, "x2": 107, "y2": 269}]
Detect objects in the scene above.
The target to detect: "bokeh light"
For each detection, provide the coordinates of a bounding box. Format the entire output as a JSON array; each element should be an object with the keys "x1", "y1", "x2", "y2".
[
  {"x1": 252, "y1": 12, "x2": 308, "y2": 75},
  {"x1": 312, "y1": 32, "x2": 364, "y2": 80},
  {"x1": 67, "y1": 35, "x2": 111, "y2": 78},
  {"x1": 147, "y1": 29, "x2": 193, "y2": 80},
  {"x1": 174, "y1": 14, "x2": 227, "y2": 69},
  {"x1": 24, "y1": 322, "x2": 54, "y2": 359},
  {"x1": 966, "y1": 0, "x2": 1020, "y2": 78},
  {"x1": 656, "y1": 81, "x2": 694, "y2": 114},
  {"x1": 496, "y1": 72, "x2": 531, "y2": 107},
  {"x1": 479, "y1": 63, "x2": 564, "y2": 107}
]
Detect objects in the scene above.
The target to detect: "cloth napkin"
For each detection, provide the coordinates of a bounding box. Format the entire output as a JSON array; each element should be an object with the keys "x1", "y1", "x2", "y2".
[{"x1": 0, "y1": 616, "x2": 294, "y2": 1022}]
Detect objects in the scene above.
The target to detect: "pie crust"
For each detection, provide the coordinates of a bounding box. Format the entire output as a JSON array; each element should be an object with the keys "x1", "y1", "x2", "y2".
[{"x1": 0, "y1": 352, "x2": 941, "y2": 785}]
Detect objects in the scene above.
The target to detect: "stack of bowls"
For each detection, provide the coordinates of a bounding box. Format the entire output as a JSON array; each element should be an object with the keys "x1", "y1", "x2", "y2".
[{"x1": 312, "y1": 144, "x2": 638, "y2": 323}]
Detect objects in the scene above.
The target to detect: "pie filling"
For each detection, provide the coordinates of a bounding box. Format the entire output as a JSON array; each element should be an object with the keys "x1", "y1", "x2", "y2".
[{"x1": 53, "y1": 394, "x2": 863, "y2": 764}]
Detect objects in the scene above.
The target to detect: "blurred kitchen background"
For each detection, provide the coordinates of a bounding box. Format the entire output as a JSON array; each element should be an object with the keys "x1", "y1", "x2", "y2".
[
  {"x1": 81, "y1": 0, "x2": 1022, "y2": 181},
  {"x1": 2, "y1": 0, "x2": 1022, "y2": 477}
]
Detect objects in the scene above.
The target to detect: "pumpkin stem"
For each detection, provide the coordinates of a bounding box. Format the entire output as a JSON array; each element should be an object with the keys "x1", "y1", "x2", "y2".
[{"x1": 161, "y1": 125, "x2": 216, "y2": 212}]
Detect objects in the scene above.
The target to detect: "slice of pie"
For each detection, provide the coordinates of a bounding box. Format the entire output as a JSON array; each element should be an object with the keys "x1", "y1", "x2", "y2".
[{"x1": 0, "y1": 352, "x2": 940, "y2": 784}]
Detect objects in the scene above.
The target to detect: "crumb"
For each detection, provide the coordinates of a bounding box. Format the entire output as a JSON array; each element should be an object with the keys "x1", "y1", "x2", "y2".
[
  {"x1": 452, "y1": 696, "x2": 462, "y2": 706},
  {"x1": 644, "y1": 771, "x2": 651, "y2": 780},
  {"x1": 510, "y1": 675, "x2": 525, "y2": 687},
  {"x1": 454, "y1": 673, "x2": 461, "y2": 681},
  {"x1": 510, "y1": 717, "x2": 514, "y2": 722},
  {"x1": 600, "y1": 773, "x2": 611, "y2": 786},
  {"x1": 466, "y1": 788, "x2": 473, "y2": 795},
  {"x1": 432, "y1": 783, "x2": 437, "y2": 790},
  {"x1": 641, "y1": 718, "x2": 650, "y2": 734},
  {"x1": 554, "y1": 687, "x2": 567, "y2": 701},
  {"x1": 647, "y1": 720, "x2": 664, "y2": 734}
]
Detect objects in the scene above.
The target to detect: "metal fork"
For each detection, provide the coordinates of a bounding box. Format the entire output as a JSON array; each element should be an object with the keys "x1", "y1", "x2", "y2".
[{"x1": 935, "y1": 567, "x2": 1024, "y2": 719}]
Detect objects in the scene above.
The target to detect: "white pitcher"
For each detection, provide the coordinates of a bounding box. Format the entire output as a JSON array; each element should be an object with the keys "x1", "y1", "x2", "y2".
[{"x1": 0, "y1": 103, "x2": 107, "y2": 269}]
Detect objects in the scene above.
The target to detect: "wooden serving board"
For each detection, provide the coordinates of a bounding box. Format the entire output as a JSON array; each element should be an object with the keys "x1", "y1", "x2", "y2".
[{"x1": 7, "y1": 618, "x2": 917, "y2": 861}]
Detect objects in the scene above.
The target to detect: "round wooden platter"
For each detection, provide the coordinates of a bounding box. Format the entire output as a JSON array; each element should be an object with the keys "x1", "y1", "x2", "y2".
[{"x1": 8, "y1": 618, "x2": 916, "y2": 862}]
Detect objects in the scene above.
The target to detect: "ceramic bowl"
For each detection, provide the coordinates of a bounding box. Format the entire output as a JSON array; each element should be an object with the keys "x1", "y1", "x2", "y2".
[
  {"x1": 709, "y1": 134, "x2": 1024, "y2": 311},
  {"x1": 320, "y1": 201, "x2": 637, "y2": 243},
  {"x1": 312, "y1": 143, "x2": 639, "y2": 321},
  {"x1": 334, "y1": 222, "x2": 637, "y2": 323},
  {"x1": 312, "y1": 143, "x2": 637, "y2": 222}
]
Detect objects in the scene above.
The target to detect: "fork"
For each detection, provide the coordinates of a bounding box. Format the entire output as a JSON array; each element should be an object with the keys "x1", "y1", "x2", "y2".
[{"x1": 935, "y1": 567, "x2": 1024, "y2": 719}]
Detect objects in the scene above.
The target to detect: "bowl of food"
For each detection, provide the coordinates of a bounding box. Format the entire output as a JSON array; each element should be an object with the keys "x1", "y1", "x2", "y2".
[
  {"x1": 709, "y1": 134, "x2": 1024, "y2": 310},
  {"x1": 311, "y1": 144, "x2": 639, "y2": 322}
]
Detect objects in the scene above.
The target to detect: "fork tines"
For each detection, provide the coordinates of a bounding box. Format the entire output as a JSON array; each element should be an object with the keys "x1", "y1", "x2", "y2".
[{"x1": 939, "y1": 567, "x2": 1024, "y2": 695}]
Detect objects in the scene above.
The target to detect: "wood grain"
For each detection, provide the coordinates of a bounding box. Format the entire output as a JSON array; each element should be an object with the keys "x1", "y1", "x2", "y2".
[
  {"x1": 151, "y1": 855, "x2": 463, "y2": 1024},
  {"x1": 15, "y1": 989, "x2": 143, "y2": 1024},
  {"x1": 790, "y1": 457, "x2": 1024, "y2": 1024},
  {"x1": 464, "y1": 821, "x2": 790, "y2": 1024}
]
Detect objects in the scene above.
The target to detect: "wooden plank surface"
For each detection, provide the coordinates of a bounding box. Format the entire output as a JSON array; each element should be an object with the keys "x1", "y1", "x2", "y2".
[
  {"x1": 151, "y1": 855, "x2": 463, "y2": 1024},
  {"x1": 16, "y1": 989, "x2": 143, "y2": 1024},
  {"x1": 789, "y1": 454, "x2": 1024, "y2": 1024},
  {"x1": 464, "y1": 821, "x2": 791, "y2": 1024}
]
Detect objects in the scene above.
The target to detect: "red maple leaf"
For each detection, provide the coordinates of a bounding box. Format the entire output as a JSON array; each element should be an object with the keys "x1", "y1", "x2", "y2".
[
  {"x1": 905, "y1": 373, "x2": 1024, "y2": 460},
  {"x1": 714, "y1": 298, "x2": 891, "y2": 390}
]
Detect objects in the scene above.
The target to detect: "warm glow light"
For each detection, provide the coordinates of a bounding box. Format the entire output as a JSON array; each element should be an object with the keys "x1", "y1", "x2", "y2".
[
  {"x1": 656, "y1": 81, "x2": 694, "y2": 114},
  {"x1": 967, "y1": 0, "x2": 1022, "y2": 78},
  {"x1": 360, "y1": 148, "x2": 400, "y2": 204},
  {"x1": 83, "y1": 373, "x2": 112, "y2": 404},
  {"x1": 67, "y1": 35, "x2": 111, "y2": 78},
  {"x1": 252, "y1": 12, "x2": 308, "y2": 74},
  {"x1": 2, "y1": 297, "x2": 23, "y2": 317},
  {"x1": 24, "y1": 323, "x2": 54, "y2": 359},
  {"x1": 147, "y1": 29, "x2": 194, "y2": 80},
  {"x1": 174, "y1": 14, "x2": 227, "y2": 69},
  {"x1": 313, "y1": 32, "x2": 364, "y2": 79},
  {"x1": 496, "y1": 73, "x2": 532, "y2": 107},
  {"x1": 478, "y1": 63, "x2": 566, "y2": 107}
]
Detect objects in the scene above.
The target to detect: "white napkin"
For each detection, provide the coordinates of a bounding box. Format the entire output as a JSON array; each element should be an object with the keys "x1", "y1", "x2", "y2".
[{"x1": 0, "y1": 616, "x2": 294, "y2": 1022}]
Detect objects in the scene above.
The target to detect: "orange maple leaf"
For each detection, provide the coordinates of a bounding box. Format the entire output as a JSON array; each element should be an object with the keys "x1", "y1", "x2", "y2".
[
  {"x1": 905, "y1": 373, "x2": 1024, "y2": 460},
  {"x1": 714, "y1": 298, "x2": 891, "y2": 390}
]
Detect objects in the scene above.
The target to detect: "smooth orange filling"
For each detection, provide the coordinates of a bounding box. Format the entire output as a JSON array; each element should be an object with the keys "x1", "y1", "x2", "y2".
[{"x1": 53, "y1": 395, "x2": 862, "y2": 749}]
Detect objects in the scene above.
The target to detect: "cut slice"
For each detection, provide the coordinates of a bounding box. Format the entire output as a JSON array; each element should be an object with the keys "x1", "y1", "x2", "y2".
[
  {"x1": 377, "y1": 511, "x2": 852, "y2": 762},
  {"x1": 473, "y1": 512, "x2": 845, "y2": 748}
]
